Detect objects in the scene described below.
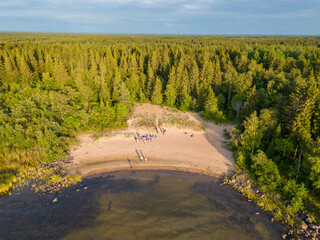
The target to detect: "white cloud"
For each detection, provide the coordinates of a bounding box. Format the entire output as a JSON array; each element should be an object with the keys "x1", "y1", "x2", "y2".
[{"x1": 0, "y1": 0, "x2": 319, "y2": 34}]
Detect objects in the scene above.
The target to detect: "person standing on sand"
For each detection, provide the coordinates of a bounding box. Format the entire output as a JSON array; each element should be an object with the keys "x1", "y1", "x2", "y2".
[{"x1": 127, "y1": 158, "x2": 133, "y2": 168}]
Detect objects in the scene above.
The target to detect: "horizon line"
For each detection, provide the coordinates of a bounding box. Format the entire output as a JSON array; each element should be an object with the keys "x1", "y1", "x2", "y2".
[{"x1": 0, "y1": 31, "x2": 320, "y2": 37}]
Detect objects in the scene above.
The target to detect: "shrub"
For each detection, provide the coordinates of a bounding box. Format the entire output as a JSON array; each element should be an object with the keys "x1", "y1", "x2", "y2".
[
  {"x1": 235, "y1": 151, "x2": 247, "y2": 170},
  {"x1": 201, "y1": 110, "x2": 227, "y2": 124},
  {"x1": 282, "y1": 179, "x2": 308, "y2": 214},
  {"x1": 251, "y1": 150, "x2": 281, "y2": 192}
]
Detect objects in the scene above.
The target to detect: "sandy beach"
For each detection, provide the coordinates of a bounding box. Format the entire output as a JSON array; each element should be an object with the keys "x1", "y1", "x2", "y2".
[{"x1": 67, "y1": 103, "x2": 235, "y2": 177}]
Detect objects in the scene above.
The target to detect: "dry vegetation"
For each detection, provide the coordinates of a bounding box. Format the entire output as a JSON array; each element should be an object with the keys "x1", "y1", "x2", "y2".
[{"x1": 128, "y1": 105, "x2": 205, "y2": 132}]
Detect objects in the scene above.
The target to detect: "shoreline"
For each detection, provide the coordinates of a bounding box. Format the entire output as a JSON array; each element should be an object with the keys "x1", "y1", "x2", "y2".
[{"x1": 70, "y1": 160, "x2": 224, "y2": 179}]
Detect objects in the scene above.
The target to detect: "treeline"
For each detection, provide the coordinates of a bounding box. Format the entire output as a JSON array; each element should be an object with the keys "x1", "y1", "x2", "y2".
[{"x1": 0, "y1": 34, "x2": 319, "y2": 218}]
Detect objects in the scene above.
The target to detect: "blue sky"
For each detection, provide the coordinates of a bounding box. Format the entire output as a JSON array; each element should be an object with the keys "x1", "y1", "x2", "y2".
[{"x1": 0, "y1": 0, "x2": 319, "y2": 35}]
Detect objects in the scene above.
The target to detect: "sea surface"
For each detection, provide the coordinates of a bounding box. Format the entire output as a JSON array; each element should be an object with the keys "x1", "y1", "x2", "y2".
[{"x1": 0, "y1": 170, "x2": 287, "y2": 240}]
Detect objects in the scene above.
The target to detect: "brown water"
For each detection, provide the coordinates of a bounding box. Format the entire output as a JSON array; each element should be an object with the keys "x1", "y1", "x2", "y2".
[{"x1": 0, "y1": 170, "x2": 287, "y2": 240}]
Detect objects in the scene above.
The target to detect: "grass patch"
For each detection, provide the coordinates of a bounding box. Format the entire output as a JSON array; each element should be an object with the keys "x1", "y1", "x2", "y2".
[
  {"x1": 130, "y1": 114, "x2": 157, "y2": 130},
  {"x1": 159, "y1": 114, "x2": 205, "y2": 132},
  {"x1": 91, "y1": 132, "x2": 135, "y2": 141}
]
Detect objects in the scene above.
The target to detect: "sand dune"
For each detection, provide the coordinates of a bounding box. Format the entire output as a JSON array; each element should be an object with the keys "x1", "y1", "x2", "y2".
[{"x1": 67, "y1": 103, "x2": 235, "y2": 177}]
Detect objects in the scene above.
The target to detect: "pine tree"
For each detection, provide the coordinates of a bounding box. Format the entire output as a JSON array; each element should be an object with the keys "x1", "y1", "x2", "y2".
[
  {"x1": 203, "y1": 87, "x2": 226, "y2": 122},
  {"x1": 204, "y1": 87, "x2": 219, "y2": 113},
  {"x1": 164, "y1": 83, "x2": 176, "y2": 106},
  {"x1": 242, "y1": 85, "x2": 258, "y2": 118},
  {"x1": 259, "y1": 109, "x2": 277, "y2": 143},
  {"x1": 179, "y1": 84, "x2": 192, "y2": 111},
  {"x1": 240, "y1": 111, "x2": 263, "y2": 153},
  {"x1": 111, "y1": 70, "x2": 121, "y2": 103},
  {"x1": 19, "y1": 56, "x2": 33, "y2": 84},
  {"x1": 52, "y1": 60, "x2": 69, "y2": 89},
  {"x1": 164, "y1": 67, "x2": 177, "y2": 106},
  {"x1": 151, "y1": 76, "x2": 163, "y2": 105},
  {"x1": 98, "y1": 76, "x2": 110, "y2": 105},
  {"x1": 118, "y1": 82, "x2": 132, "y2": 107}
]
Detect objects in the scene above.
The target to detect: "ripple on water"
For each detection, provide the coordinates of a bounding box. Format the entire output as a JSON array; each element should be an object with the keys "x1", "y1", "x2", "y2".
[{"x1": 0, "y1": 170, "x2": 287, "y2": 240}]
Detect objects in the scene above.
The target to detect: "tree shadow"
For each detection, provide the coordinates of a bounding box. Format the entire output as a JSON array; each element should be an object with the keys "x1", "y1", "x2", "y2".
[{"x1": 192, "y1": 114, "x2": 235, "y2": 175}]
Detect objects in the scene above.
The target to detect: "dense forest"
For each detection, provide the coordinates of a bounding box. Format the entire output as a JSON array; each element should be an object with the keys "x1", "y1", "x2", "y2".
[{"x1": 0, "y1": 33, "x2": 320, "y2": 220}]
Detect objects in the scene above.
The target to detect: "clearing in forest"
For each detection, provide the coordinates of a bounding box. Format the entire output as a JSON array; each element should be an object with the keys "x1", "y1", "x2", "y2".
[{"x1": 68, "y1": 103, "x2": 235, "y2": 177}]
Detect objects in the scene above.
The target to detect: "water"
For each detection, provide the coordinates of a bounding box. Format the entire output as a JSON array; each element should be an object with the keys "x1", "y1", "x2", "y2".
[{"x1": 0, "y1": 170, "x2": 287, "y2": 240}]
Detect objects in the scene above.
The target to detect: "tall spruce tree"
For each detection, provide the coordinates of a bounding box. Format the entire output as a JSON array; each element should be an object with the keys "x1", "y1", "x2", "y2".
[{"x1": 151, "y1": 76, "x2": 163, "y2": 104}]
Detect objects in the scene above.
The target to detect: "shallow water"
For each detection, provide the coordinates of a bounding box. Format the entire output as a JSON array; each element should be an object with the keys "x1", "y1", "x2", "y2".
[{"x1": 0, "y1": 170, "x2": 287, "y2": 240}]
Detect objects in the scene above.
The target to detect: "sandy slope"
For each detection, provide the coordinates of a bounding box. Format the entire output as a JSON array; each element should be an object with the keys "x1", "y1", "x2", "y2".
[{"x1": 67, "y1": 103, "x2": 235, "y2": 177}]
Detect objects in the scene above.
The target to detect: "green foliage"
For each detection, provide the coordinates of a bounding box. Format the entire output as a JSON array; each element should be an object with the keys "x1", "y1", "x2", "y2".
[
  {"x1": 305, "y1": 155, "x2": 320, "y2": 195},
  {"x1": 202, "y1": 87, "x2": 226, "y2": 123},
  {"x1": 118, "y1": 82, "x2": 132, "y2": 107},
  {"x1": 251, "y1": 150, "x2": 281, "y2": 192},
  {"x1": 151, "y1": 76, "x2": 163, "y2": 105},
  {"x1": 240, "y1": 111, "x2": 263, "y2": 152},
  {"x1": 179, "y1": 85, "x2": 192, "y2": 111},
  {"x1": 217, "y1": 93, "x2": 225, "y2": 109},
  {"x1": 235, "y1": 151, "x2": 247, "y2": 170},
  {"x1": 275, "y1": 138, "x2": 294, "y2": 156},
  {"x1": 282, "y1": 179, "x2": 308, "y2": 214},
  {"x1": 0, "y1": 34, "x2": 320, "y2": 218}
]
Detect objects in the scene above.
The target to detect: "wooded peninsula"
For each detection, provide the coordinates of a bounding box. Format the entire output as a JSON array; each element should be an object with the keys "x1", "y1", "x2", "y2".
[{"x1": 0, "y1": 33, "x2": 319, "y2": 224}]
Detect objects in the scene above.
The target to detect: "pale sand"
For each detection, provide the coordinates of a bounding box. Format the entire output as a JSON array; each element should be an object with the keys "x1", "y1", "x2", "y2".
[{"x1": 67, "y1": 103, "x2": 235, "y2": 177}]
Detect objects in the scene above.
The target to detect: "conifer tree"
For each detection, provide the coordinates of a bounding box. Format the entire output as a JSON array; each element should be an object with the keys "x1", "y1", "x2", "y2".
[
  {"x1": 259, "y1": 109, "x2": 277, "y2": 143},
  {"x1": 118, "y1": 82, "x2": 132, "y2": 107},
  {"x1": 179, "y1": 84, "x2": 192, "y2": 111},
  {"x1": 19, "y1": 56, "x2": 33, "y2": 84},
  {"x1": 242, "y1": 85, "x2": 258, "y2": 118},
  {"x1": 240, "y1": 111, "x2": 263, "y2": 153},
  {"x1": 164, "y1": 83, "x2": 176, "y2": 106},
  {"x1": 203, "y1": 86, "x2": 226, "y2": 122},
  {"x1": 204, "y1": 86, "x2": 219, "y2": 114},
  {"x1": 164, "y1": 68, "x2": 177, "y2": 106},
  {"x1": 151, "y1": 76, "x2": 163, "y2": 104},
  {"x1": 111, "y1": 70, "x2": 121, "y2": 103}
]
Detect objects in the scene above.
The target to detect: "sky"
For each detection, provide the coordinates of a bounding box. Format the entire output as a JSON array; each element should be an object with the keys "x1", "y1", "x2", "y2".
[{"x1": 0, "y1": 0, "x2": 320, "y2": 35}]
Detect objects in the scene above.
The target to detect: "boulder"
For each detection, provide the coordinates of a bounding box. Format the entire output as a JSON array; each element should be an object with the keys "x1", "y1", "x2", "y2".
[
  {"x1": 301, "y1": 222, "x2": 308, "y2": 230},
  {"x1": 308, "y1": 224, "x2": 315, "y2": 229},
  {"x1": 305, "y1": 217, "x2": 313, "y2": 224}
]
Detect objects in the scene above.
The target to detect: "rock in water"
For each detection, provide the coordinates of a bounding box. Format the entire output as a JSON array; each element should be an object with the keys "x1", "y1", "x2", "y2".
[{"x1": 52, "y1": 198, "x2": 58, "y2": 203}]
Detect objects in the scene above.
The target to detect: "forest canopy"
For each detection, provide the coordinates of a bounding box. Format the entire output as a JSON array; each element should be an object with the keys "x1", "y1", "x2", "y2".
[{"x1": 0, "y1": 33, "x2": 320, "y2": 219}]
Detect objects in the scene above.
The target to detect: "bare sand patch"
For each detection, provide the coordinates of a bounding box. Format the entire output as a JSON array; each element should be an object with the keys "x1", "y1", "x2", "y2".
[{"x1": 67, "y1": 103, "x2": 235, "y2": 177}]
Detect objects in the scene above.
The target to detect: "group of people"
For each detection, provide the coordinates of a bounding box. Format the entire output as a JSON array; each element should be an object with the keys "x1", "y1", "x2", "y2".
[
  {"x1": 134, "y1": 132, "x2": 158, "y2": 143},
  {"x1": 129, "y1": 128, "x2": 168, "y2": 168}
]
